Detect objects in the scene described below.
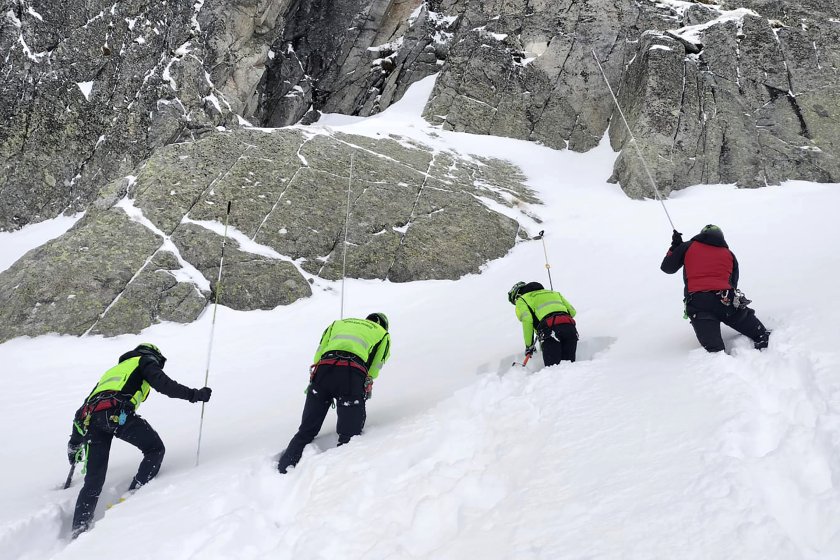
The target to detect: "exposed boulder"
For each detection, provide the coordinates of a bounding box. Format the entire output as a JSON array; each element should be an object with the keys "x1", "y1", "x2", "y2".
[
  {"x1": 89, "y1": 251, "x2": 209, "y2": 338},
  {"x1": 0, "y1": 207, "x2": 162, "y2": 340},
  {"x1": 611, "y1": 8, "x2": 840, "y2": 196},
  {"x1": 136, "y1": 128, "x2": 534, "y2": 283},
  {"x1": 171, "y1": 223, "x2": 311, "y2": 311},
  {"x1": 0, "y1": 127, "x2": 536, "y2": 341},
  {"x1": 5, "y1": 0, "x2": 837, "y2": 231}
]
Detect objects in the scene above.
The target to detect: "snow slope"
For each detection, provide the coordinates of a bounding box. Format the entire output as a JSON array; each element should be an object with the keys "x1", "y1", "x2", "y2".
[{"x1": 1, "y1": 75, "x2": 839, "y2": 560}]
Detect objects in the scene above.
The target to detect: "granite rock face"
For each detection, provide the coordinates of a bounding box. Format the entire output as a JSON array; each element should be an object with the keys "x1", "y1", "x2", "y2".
[
  {"x1": 2, "y1": 0, "x2": 837, "y2": 340},
  {"x1": 0, "y1": 207, "x2": 163, "y2": 340},
  {"x1": 256, "y1": 0, "x2": 450, "y2": 126},
  {"x1": 4, "y1": 0, "x2": 836, "y2": 232},
  {"x1": 0, "y1": 128, "x2": 535, "y2": 341},
  {"x1": 421, "y1": 0, "x2": 840, "y2": 196},
  {"x1": 0, "y1": 0, "x2": 451, "y2": 230},
  {"x1": 610, "y1": 4, "x2": 840, "y2": 197},
  {"x1": 0, "y1": 0, "x2": 246, "y2": 231},
  {"x1": 171, "y1": 223, "x2": 311, "y2": 312}
]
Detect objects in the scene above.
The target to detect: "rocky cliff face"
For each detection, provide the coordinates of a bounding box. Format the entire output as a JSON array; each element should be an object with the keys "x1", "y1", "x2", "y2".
[
  {"x1": 0, "y1": 0, "x2": 448, "y2": 231},
  {"x1": 420, "y1": 0, "x2": 840, "y2": 197},
  {"x1": 609, "y1": 1, "x2": 840, "y2": 196},
  {"x1": 1, "y1": 0, "x2": 237, "y2": 231},
  {"x1": 4, "y1": 0, "x2": 836, "y2": 231},
  {"x1": 1, "y1": 0, "x2": 837, "y2": 340},
  {"x1": 0, "y1": 128, "x2": 534, "y2": 341}
]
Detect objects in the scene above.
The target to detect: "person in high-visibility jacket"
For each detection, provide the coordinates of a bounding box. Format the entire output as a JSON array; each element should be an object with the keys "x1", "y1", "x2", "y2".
[
  {"x1": 508, "y1": 281, "x2": 578, "y2": 366},
  {"x1": 278, "y1": 313, "x2": 391, "y2": 474},
  {"x1": 66, "y1": 343, "x2": 211, "y2": 537}
]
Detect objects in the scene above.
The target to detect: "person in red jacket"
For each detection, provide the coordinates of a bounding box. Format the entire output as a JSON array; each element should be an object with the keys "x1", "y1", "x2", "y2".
[{"x1": 661, "y1": 224, "x2": 770, "y2": 352}]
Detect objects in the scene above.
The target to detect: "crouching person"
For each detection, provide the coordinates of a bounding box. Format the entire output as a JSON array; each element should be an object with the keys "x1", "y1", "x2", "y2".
[
  {"x1": 67, "y1": 343, "x2": 211, "y2": 537},
  {"x1": 277, "y1": 313, "x2": 390, "y2": 474}
]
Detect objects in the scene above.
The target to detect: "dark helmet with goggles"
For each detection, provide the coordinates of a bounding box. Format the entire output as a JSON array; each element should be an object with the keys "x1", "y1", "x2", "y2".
[
  {"x1": 135, "y1": 343, "x2": 166, "y2": 367},
  {"x1": 508, "y1": 282, "x2": 527, "y2": 304},
  {"x1": 366, "y1": 312, "x2": 389, "y2": 331}
]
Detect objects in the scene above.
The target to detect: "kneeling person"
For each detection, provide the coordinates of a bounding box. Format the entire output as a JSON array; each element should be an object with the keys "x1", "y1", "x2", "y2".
[
  {"x1": 660, "y1": 224, "x2": 770, "y2": 352},
  {"x1": 508, "y1": 281, "x2": 578, "y2": 366}
]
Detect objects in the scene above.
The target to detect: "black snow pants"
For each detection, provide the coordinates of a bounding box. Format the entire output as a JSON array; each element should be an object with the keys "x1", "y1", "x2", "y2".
[
  {"x1": 539, "y1": 322, "x2": 578, "y2": 366},
  {"x1": 686, "y1": 291, "x2": 770, "y2": 353},
  {"x1": 72, "y1": 408, "x2": 165, "y2": 534},
  {"x1": 277, "y1": 360, "x2": 367, "y2": 474}
]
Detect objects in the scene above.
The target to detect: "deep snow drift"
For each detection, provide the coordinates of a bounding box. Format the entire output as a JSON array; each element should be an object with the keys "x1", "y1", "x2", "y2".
[{"x1": 1, "y1": 76, "x2": 839, "y2": 560}]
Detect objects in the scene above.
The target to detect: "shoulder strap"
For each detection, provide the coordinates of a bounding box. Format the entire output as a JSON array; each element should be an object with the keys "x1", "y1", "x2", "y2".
[
  {"x1": 366, "y1": 332, "x2": 389, "y2": 370},
  {"x1": 519, "y1": 296, "x2": 540, "y2": 328}
]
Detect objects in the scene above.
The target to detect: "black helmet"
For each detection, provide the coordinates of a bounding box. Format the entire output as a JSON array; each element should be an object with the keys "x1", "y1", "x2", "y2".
[
  {"x1": 701, "y1": 224, "x2": 725, "y2": 241},
  {"x1": 366, "y1": 312, "x2": 389, "y2": 331},
  {"x1": 136, "y1": 342, "x2": 166, "y2": 367},
  {"x1": 508, "y1": 282, "x2": 527, "y2": 304}
]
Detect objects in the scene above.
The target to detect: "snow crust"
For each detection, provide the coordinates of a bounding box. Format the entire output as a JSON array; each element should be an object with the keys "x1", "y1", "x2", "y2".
[
  {"x1": 0, "y1": 213, "x2": 82, "y2": 272},
  {"x1": 1, "y1": 75, "x2": 840, "y2": 560},
  {"x1": 671, "y1": 8, "x2": 758, "y2": 44},
  {"x1": 76, "y1": 82, "x2": 94, "y2": 101}
]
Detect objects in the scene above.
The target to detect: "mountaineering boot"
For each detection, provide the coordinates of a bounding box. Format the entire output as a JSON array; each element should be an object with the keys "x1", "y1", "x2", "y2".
[
  {"x1": 754, "y1": 330, "x2": 771, "y2": 350},
  {"x1": 71, "y1": 522, "x2": 90, "y2": 540}
]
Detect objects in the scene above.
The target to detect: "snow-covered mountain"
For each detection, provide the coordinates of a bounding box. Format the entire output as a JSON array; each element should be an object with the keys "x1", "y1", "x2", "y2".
[
  {"x1": 1, "y1": 77, "x2": 839, "y2": 560},
  {"x1": 3, "y1": 0, "x2": 839, "y2": 233}
]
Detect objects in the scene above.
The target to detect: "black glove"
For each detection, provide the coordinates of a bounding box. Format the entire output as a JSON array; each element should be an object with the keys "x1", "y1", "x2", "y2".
[
  {"x1": 525, "y1": 345, "x2": 536, "y2": 357},
  {"x1": 67, "y1": 442, "x2": 83, "y2": 465},
  {"x1": 190, "y1": 387, "x2": 212, "y2": 403},
  {"x1": 670, "y1": 229, "x2": 683, "y2": 248}
]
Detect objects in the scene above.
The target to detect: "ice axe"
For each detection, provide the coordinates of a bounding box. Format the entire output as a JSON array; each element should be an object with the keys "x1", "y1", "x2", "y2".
[
  {"x1": 512, "y1": 352, "x2": 533, "y2": 368},
  {"x1": 63, "y1": 464, "x2": 75, "y2": 489}
]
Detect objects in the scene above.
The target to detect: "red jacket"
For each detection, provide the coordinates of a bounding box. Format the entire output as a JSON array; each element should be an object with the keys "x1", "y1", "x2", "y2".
[{"x1": 661, "y1": 230, "x2": 739, "y2": 297}]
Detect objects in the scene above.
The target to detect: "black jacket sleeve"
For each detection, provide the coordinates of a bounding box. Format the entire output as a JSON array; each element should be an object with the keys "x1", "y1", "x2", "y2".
[
  {"x1": 138, "y1": 358, "x2": 195, "y2": 401},
  {"x1": 660, "y1": 241, "x2": 690, "y2": 274},
  {"x1": 730, "y1": 251, "x2": 740, "y2": 289}
]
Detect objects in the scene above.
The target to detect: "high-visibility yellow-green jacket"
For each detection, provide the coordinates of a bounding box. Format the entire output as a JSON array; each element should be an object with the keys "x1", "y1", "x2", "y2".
[
  {"x1": 314, "y1": 318, "x2": 391, "y2": 378},
  {"x1": 88, "y1": 357, "x2": 151, "y2": 409},
  {"x1": 85, "y1": 349, "x2": 196, "y2": 410},
  {"x1": 69, "y1": 349, "x2": 198, "y2": 444},
  {"x1": 514, "y1": 289, "x2": 576, "y2": 347}
]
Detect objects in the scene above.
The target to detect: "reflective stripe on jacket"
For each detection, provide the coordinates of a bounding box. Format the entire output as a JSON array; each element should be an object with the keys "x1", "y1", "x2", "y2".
[
  {"x1": 515, "y1": 290, "x2": 576, "y2": 347},
  {"x1": 89, "y1": 357, "x2": 151, "y2": 409},
  {"x1": 314, "y1": 318, "x2": 391, "y2": 378}
]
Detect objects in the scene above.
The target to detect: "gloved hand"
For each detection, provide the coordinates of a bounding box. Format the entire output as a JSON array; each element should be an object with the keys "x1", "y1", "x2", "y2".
[
  {"x1": 67, "y1": 442, "x2": 83, "y2": 465},
  {"x1": 364, "y1": 376, "x2": 374, "y2": 401},
  {"x1": 525, "y1": 345, "x2": 536, "y2": 357},
  {"x1": 190, "y1": 387, "x2": 212, "y2": 403},
  {"x1": 671, "y1": 229, "x2": 683, "y2": 248}
]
